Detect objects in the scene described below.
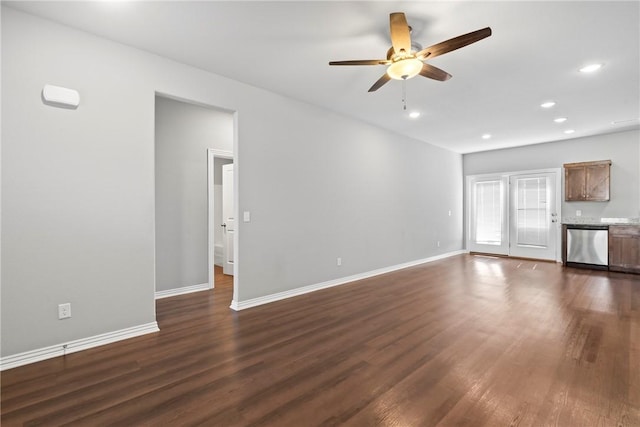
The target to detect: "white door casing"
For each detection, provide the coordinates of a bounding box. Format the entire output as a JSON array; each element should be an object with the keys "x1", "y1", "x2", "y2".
[
  {"x1": 207, "y1": 148, "x2": 233, "y2": 289},
  {"x1": 222, "y1": 163, "x2": 235, "y2": 276}
]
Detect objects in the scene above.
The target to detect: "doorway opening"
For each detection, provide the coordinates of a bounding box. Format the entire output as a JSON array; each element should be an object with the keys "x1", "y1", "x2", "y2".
[
  {"x1": 466, "y1": 168, "x2": 562, "y2": 261},
  {"x1": 208, "y1": 150, "x2": 234, "y2": 290},
  {"x1": 154, "y1": 93, "x2": 236, "y2": 306}
]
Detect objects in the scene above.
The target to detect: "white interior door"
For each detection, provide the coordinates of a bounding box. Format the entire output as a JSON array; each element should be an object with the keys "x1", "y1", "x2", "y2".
[
  {"x1": 508, "y1": 172, "x2": 558, "y2": 260},
  {"x1": 222, "y1": 164, "x2": 234, "y2": 276},
  {"x1": 468, "y1": 176, "x2": 509, "y2": 255}
]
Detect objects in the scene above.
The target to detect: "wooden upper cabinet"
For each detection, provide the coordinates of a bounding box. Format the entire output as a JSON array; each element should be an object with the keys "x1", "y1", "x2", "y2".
[
  {"x1": 563, "y1": 160, "x2": 611, "y2": 201},
  {"x1": 565, "y1": 166, "x2": 586, "y2": 201}
]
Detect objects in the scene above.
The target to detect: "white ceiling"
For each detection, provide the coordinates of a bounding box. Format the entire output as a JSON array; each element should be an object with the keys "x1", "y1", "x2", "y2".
[{"x1": 6, "y1": 1, "x2": 640, "y2": 153}]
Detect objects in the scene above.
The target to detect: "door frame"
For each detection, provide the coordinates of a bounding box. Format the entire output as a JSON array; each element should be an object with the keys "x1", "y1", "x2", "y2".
[
  {"x1": 207, "y1": 149, "x2": 234, "y2": 289},
  {"x1": 466, "y1": 168, "x2": 562, "y2": 262},
  {"x1": 221, "y1": 163, "x2": 235, "y2": 276}
]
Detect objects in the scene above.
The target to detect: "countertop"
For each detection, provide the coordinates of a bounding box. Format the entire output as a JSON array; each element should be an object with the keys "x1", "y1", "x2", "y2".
[{"x1": 562, "y1": 216, "x2": 640, "y2": 226}]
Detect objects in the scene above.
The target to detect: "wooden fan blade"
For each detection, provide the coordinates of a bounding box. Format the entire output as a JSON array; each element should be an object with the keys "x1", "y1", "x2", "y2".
[
  {"x1": 368, "y1": 73, "x2": 391, "y2": 92},
  {"x1": 329, "y1": 60, "x2": 389, "y2": 66},
  {"x1": 419, "y1": 63, "x2": 452, "y2": 81},
  {"x1": 390, "y1": 12, "x2": 411, "y2": 55},
  {"x1": 416, "y1": 27, "x2": 492, "y2": 60}
]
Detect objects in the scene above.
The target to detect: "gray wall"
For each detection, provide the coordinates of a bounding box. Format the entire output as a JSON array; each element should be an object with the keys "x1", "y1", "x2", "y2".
[
  {"x1": 1, "y1": 7, "x2": 463, "y2": 357},
  {"x1": 3, "y1": 8, "x2": 157, "y2": 355},
  {"x1": 238, "y1": 106, "x2": 464, "y2": 300},
  {"x1": 154, "y1": 96, "x2": 233, "y2": 292},
  {"x1": 463, "y1": 129, "x2": 640, "y2": 222}
]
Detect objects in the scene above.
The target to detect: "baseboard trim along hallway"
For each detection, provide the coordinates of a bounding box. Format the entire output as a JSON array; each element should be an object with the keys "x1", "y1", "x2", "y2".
[
  {"x1": 0, "y1": 322, "x2": 160, "y2": 371},
  {"x1": 230, "y1": 250, "x2": 468, "y2": 311},
  {"x1": 155, "y1": 283, "x2": 209, "y2": 299}
]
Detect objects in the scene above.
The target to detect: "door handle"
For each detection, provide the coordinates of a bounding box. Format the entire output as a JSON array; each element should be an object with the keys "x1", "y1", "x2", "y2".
[{"x1": 221, "y1": 223, "x2": 226, "y2": 228}]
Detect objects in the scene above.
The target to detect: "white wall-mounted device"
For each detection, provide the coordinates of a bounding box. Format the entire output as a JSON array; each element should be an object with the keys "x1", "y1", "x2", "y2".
[{"x1": 42, "y1": 84, "x2": 80, "y2": 108}]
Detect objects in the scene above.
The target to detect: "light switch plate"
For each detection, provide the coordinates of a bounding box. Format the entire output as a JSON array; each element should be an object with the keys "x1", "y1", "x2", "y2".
[{"x1": 243, "y1": 211, "x2": 251, "y2": 222}]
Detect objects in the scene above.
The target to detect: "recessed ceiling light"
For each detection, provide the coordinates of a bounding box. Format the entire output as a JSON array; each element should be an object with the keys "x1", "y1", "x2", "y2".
[
  {"x1": 564, "y1": 129, "x2": 575, "y2": 134},
  {"x1": 481, "y1": 134, "x2": 491, "y2": 139},
  {"x1": 579, "y1": 63, "x2": 603, "y2": 73},
  {"x1": 541, "y1": 101, "x2": 556, "y2": 108},
  {"x1": 554, "y1": 117, "x2": 567, "y2": 123},
  {"x1": 408, "y1": 111, "x2": 420, "y2": 119}
]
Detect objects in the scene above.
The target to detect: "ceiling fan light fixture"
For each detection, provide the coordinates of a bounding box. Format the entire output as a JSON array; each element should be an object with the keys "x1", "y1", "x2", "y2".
[
  {"x1": 329, "y1": 13, "x2": 492, "y2": 92},
  {"x1": 387, "y1": 58, "x2": 423, "y2": 80}
]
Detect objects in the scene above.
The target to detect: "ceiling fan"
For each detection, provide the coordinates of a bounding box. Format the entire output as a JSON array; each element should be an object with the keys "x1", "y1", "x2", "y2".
[{"x1": 329, "y1": 12, "x2": 492, "y2": 92}]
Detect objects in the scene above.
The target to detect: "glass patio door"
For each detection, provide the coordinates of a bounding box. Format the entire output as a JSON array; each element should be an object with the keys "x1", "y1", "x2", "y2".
[
  {"x1": 508, "y1": 172, "x2": 558, "y2": 260},
  {"x1": 467, "y1": 170, "x2": 560, "y2": 261},
  {"x1": 467, "y1": 176, "x2": 508, "y2": 255}
]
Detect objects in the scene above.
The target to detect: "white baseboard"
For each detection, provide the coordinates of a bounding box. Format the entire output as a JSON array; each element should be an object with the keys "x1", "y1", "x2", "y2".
[
  {"x1": 0, "y1": 322, "x2": 159, "y2": 371},
  {"x1": 155, "y1": 283, "x2": 209, "y2": 299},
  {"x1": 230, "y1": 250, "x2": 467, "y2": 311}
]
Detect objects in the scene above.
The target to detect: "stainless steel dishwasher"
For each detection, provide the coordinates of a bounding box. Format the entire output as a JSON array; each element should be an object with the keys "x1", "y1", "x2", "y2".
[{"x1": 566, "y1": 224, "x2": 609, "y2": 270}]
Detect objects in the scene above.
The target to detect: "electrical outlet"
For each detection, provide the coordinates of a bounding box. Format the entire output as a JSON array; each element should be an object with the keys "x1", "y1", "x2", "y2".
[
  {"x1": 337, "y1": 257, "x2": 342, "y2": 266},
  {"x1": 437, "y1": 241, "x2": 441, "y2": 247},
  {"x1": 576, "y1": 210, "x2": 582, "y2": 217},
  {"x1": 58, "y1": 303, "x2": 71, "y2": 319}
]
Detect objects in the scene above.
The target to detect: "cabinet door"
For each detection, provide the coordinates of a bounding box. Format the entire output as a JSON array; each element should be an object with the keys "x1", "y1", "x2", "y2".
[
  {"x1": 565, "y1": 166, "x2": 586, "y2": 201},
  {"x1": 585, "y1": 164, "x2": 610, "y2": 201},
  {"x1": 609, "y1": 226, "x2": 640, "y2": 273}
]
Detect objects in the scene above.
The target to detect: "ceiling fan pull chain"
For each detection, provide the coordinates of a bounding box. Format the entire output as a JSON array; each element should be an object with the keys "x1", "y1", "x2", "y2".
[{"x1": 402, "y1": 78, "x2": 407, "y2": 110}]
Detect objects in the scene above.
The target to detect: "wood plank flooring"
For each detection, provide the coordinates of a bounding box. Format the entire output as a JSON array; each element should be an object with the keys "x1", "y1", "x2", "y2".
[{"x1": 2, "y1": 256, "x2": 639, "y2": 426}]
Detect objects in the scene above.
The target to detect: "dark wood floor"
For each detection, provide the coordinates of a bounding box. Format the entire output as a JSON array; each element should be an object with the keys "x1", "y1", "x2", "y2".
[{"x1": 2, "y1": 257, "x2": 639, "y2": 426}]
